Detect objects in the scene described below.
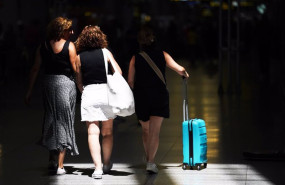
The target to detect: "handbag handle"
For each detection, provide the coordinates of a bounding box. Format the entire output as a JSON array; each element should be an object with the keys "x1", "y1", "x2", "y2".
[
  {"x1": 102, "y1": 48, "x2": 118, "y2": 75},
  {"x1": 139, "y1": 51, "x2": 166, "y2": 85}
]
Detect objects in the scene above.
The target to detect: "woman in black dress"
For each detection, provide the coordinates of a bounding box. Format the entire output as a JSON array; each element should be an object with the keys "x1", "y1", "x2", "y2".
[{"x1": 128, "y1": 26, "x2": 189, "y2": 173}]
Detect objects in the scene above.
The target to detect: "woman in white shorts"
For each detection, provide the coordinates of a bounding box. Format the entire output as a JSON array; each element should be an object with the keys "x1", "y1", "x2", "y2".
[{"x1": 75, "y1": 25, "x2": 122, "y2": 179}]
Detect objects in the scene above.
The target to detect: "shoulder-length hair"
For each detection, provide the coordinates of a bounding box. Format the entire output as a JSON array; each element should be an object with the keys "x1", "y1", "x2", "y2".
[
  {"x1": 75, "y1": 25, "x2": 108, "y2": 52},
  {"x1": 47, "y1": 17, "x2": 72, "y2": 41},
  {"x1": 137, "y1": 26, "x2": 155, "y2": 47}
]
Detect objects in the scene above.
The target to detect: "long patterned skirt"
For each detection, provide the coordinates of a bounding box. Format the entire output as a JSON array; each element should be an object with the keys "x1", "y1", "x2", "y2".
[{"x1": 41, "y1": 75, "x2": 79, "y2": 156}]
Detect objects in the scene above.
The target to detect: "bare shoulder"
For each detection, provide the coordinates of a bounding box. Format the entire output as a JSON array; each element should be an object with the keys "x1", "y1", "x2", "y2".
[
  {"x1": 103, "y1": 48, "x2": 112, "y2": 55},
  {"x1": 163, "y1": 51, "x2": 169, "y2": 56},
  {"x1": 130, "y1": 55, "x2": 136, "y2": 62},
  {"x1": 103, "y1": 48, "x2": 110, "y2": 52},
  {"x1": 69, "y1": 41, "x2": 76, "y2": 49},
  {"x1": 68, "y1": 41, "x2": 77, "y2": 54}
]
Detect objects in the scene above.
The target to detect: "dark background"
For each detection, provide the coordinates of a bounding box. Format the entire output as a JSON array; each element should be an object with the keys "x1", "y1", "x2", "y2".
[
  {"x1": 1, "y1": 1, "x2": 285, "y2": 184},
  {"x1": 0, "y1": 0, "x2": 284, "y2": 91}
]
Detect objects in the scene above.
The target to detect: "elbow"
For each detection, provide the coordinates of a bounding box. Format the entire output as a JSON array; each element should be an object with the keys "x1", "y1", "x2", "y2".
[
  {"x1": 30, "y1": 67, "x2": 39, "y2": 75},
  {"x1": 128, "y1": 81, "x2": 134, "y2": 89}
]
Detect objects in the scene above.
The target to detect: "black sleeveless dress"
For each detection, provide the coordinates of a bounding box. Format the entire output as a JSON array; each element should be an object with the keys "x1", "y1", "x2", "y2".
[{"x1": 133, "y1": 47, "x2": 169, "y2": 122}]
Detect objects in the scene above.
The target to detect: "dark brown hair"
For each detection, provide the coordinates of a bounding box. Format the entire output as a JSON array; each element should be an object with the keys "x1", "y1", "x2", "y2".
[
  {"x1": 47, "y1": 17, "x2": 72, "y2": 41},
  {"x1": 137, "y1": 26, "x2": 155, "y2": 47},
  {"x1": 75, "y1": 25, "x2": 108, "y2": 52}
]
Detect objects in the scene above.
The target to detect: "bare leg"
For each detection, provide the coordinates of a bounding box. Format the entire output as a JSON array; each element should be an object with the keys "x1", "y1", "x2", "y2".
[
  {"x1": 101, "y1": 119, "x2": 113, "y2": 165},
  {"x1": 147, "y1": 116, "x2": 163, "y2": 163},
  {"x1": 140, "y1": 120, "x2": 150, "y2": 160},
  {"x1": 86, "y1": 121, "x2": 102, "y2": 170},
  {"x1": 58, "y1": 149, "x2": 66, "y2": 168}
]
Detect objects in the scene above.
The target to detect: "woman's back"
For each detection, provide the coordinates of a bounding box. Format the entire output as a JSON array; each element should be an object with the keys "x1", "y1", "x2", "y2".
[
  {"x1": 40, "y1": 40, "x2": 73, "y2": 77},
  {"x1": 79, "y1": 49, "x2": 107, "y2": 86},
  {"x1": 134, "y1": 47, "x2": 166, "y2": 88}
]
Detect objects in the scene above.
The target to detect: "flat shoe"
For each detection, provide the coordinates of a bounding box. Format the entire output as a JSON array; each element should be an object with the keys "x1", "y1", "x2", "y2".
[
  {"x1": 103, "y1": 162, "x2": 113, "y2": 174},
  {"x1": 92, "y1": 170, "x2": 103, "y2": 179},
  {"x1": 56, "y1": 167, "x2": 66, "y2": 175},
  {"x1": 146, "y1": 162, "x2": 158, "y2": 174}
]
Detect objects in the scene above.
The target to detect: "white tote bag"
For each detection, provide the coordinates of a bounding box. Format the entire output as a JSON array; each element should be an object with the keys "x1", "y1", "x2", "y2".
[{"x1": 103, "y1": 49, "x2": 135, "y2": 117}]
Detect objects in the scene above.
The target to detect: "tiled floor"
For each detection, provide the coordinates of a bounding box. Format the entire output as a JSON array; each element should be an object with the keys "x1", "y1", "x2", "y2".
[{"x1": 0, "y1": 60, "x2": 285, "y2": 185}]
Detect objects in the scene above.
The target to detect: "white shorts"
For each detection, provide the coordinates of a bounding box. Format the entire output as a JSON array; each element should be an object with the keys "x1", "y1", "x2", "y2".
[{"x1": 81, "y1": 84, "x2": 116, "y2": 121}]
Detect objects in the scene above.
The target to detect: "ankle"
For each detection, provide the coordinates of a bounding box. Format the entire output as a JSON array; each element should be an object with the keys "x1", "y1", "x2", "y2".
[
  {"x1": 96, "y1": 166, "x2": 103, "y2": 171},
  {"x1": 145, "y1": 154, "x2": 149, "y2": 161},
  {"x1": 104, "y1": 161, "x2": 111, "y2": 165}
]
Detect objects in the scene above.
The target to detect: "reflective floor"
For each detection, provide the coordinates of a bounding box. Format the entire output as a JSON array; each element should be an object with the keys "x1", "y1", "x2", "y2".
[{"x1": 0, "y1": 60, "x2": 285, "y2": 185}]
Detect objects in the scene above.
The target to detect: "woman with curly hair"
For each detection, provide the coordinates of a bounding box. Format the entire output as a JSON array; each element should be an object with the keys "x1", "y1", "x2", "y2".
[
  {"x1": 75, "y1": 25, "x2": 122, "y2": 179},
  {"x1": 25, "y1": 17, "x2": 79, "y2": 175}
]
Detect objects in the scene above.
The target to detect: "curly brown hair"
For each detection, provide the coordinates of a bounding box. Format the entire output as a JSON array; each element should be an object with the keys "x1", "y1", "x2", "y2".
[
  {"x1": 47, "y1": 17, "x2": 72, "y2": 41},
  {"x1": 75, "y1": 25, "x2": 108, "y2": 52}
]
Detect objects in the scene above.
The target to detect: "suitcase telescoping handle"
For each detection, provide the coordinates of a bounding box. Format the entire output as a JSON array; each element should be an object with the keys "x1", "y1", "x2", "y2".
[{"x1": 182, "y1": 77, "x2": 189, "y2": 122}]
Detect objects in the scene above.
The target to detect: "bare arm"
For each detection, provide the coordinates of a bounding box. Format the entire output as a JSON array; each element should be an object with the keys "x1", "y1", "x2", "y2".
[
  {"x1": 25, "y1": 45, "x2": 42, "y2": 105},
  {"x1": 69, "y1": 42, "x2": 77, "y2": 72},
  {"x1": 106, "y1": 49, "x2": 122, "y2": 75},
  {"x1": 75, "y1": 55, "x2": 84, "y2": 93},
  {"x1": 128, "y1": 56, "x2": 136, "y2": 89},
  {"x1": 164, "y1": 51, "x2": 189, "y2": 78}
]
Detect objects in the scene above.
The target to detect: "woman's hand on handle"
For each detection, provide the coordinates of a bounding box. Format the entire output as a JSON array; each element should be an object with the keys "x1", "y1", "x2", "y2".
[
  {"x1": 180, "y1": 67, "x2": 189, "y2": 78},
  {"x1": 164, "y1": 51, "x2": 189, "y2": 78}
]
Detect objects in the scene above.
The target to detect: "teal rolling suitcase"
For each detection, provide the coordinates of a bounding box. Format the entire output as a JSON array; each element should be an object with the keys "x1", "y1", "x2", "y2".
[{"x1": 182, "y1": 78, "x2": 208, "y2": 170}]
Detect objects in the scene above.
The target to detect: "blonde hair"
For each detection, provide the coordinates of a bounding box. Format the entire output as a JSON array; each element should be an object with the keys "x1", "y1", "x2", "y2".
[{"x1": 47, "y1": 17, "x2": 72, "y2": 41}]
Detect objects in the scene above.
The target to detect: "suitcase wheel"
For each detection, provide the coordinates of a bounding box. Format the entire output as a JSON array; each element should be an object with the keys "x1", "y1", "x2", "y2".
[
  {"x1": 197, "y1": 165, "x2": 201, "y2": 171},
  {"x1": 204, "y1": 163, "x2": 207, "y2": 168},
  {"x1": 182, "y1": 164, "x2": 187, "y2": 170}
]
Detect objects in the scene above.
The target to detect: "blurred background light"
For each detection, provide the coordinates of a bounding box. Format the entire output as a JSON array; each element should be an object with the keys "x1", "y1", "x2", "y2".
[{"x1": 257, "y1": 4, "x2": 266, "y2": 14}]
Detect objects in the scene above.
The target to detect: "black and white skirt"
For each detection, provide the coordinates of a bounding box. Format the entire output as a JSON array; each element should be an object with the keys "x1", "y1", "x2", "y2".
[{"x1": 41, "y1": 75, "x2": 79, "y2": 156}]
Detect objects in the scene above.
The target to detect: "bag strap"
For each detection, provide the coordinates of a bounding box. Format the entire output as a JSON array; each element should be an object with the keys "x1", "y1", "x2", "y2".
[
  {"x1": 102, "y1": 48, "x2": 109, "y2": 76},
  {"x1": 139, "y1": 51, "x2": 166, "y2": 85},
  {"x1": 102, "y1": 48, "x2": 118, "y2": 75}
]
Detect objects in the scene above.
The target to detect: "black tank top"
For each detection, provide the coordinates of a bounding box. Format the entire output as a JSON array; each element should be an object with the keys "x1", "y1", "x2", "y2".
[
  {"x1": 40, "y1": 40, "x2": 73, "y2": 77},
  {"x1": 80, "y1": 49, "x2": 107, "y2": 86}
]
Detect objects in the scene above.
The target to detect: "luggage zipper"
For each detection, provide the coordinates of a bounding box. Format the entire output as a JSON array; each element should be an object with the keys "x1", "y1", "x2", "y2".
[{"x1": 189, "y1": 120, "x2": 194, "y2": 166}]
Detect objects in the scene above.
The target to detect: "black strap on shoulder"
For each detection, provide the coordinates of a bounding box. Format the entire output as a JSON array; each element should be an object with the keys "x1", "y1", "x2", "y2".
[{"x1": 63, "y1": 40, "x2": 70, "y2": 50}]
